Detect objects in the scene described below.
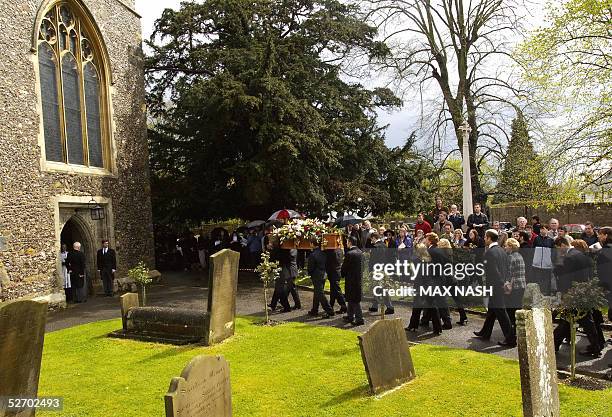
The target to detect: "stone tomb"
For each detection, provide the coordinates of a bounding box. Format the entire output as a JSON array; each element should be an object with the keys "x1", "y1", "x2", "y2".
[
  {"x1": 516, "y1": 306, "x2": 560, "y2": 417},
  {"x1": 0, "y1": 300, "x2": 48, "y2": 417},
  {"x1": 358, "y1": 318, "x2": 416, "y2": 394},
  {"x1": 109, "y1": 249, "x2": 239, "y2": 345},
  {"x1": 165, "y1": 355, "x2": 232, "y2": 417}
]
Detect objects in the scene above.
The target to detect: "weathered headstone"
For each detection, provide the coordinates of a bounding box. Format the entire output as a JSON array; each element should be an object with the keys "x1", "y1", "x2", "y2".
[
  {"x1": 205, "y1": 249, "x2": 240, "y2": 345},
  {"x1": 516, "y1": 306, "x2": 560, "y2": 417},
  {"x1": 358, "y1": 318, "x2": 416, "y2": 394},
  {"x1": 165, "y1": 355, "x2": 232, "y2": 417},
  {"x1": 120, "y1": 293, "x2": 139, "y2": 331},
  {"x1": 0, "y1": 300, "x2": 48, "y2": 417}
]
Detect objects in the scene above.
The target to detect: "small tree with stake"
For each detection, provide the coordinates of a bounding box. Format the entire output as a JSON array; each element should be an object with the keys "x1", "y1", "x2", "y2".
[
  {"x1": 128, "y1": 261, "x2": 152, "y2": 307},
  {"x1": 558, "y1": 279, "x2": 607, "y2": 378},
  {"x1": 255, "y1": 251, "x2": 280, "y2": 325}
]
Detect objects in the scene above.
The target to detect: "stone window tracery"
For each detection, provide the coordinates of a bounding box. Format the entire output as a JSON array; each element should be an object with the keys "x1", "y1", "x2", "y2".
[{"x1": 37, "y1": 2, "x2": 109, "y2": 169}]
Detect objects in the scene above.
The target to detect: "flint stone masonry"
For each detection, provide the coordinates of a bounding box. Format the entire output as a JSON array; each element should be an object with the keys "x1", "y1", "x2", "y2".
[
  {"x1": 0, "y1": 300, "x2": 48, "y2": 417},
  {"x1": 165, "y1": 355, "x2": 232, "y2": 417},
  {"x1": 0, "y1": 0, "x2": 154, "y2": 302},
  {"x1": 358, "y1": 318, "x2": 416, "y2": 394},
  {"x1": 516, "y1": 307, "x2": 560, "y2": 417}
]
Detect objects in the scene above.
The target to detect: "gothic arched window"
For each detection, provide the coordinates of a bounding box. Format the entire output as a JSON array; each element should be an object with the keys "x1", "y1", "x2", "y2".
[{"x1": 37, "y1": 2, "x2": 110, "y2": 169}]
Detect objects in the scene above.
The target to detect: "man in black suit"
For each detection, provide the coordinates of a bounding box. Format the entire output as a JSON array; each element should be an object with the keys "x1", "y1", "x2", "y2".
[
  {"x1": 341, "y1": 236, "x2": 364, "y2": 325},
  {"x1": 552, "y1": 236, "x2": 602, "y2": 356},
  {"x1": 326, "y1": 247, "x2": 347, "y2": 313},
  {"x1": 97, "y1": 239, "x2": 117, "y2": 297},
  {"x1": 307, "y1": 247, "x2": 334, "y2": 318},
  {"x1": 474, "y1": 229, "x2": 515, "y2": 347},
  {"x1": 67, "y1": 242, "x2": 87, "y2": 303}
]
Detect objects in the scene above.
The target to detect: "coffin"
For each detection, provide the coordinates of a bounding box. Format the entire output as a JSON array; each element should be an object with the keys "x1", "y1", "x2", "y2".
[{"x1": 322, "y1": 233, "x2": 343, "y2": 249}]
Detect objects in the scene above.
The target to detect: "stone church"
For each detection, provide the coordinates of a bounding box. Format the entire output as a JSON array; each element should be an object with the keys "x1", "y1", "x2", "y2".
[{"x1": 0, "y1": 0, "x2": 154, "y2": 305}]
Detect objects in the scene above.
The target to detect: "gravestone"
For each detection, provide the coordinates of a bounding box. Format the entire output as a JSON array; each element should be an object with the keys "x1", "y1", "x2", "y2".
[
  {"x1": 120, "y1": 293, "x2": 139, "y2": 330},
  {"x1": 516, "y1": 307, "x2": 560, "y2": 417},
  {"x1": 0, "y1": 300, "x2": 48, "y2": 417},
  {"x1": 165, "y1": 355, "x2": 232, "y2": 417},
  {"x1": 358, "y1": 318, "x2": 416, "y2": 394},
  {"x1": 205, "y1": 249, "x2": 240, "y2": 345}
]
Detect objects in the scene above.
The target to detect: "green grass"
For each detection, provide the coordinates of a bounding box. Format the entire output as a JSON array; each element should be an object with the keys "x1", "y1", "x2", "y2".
[
  {"x1": 38, "y1": 318, "x2": 610, "y2": 417},
  {"x1": 296, "y1": 276, "x2": 345, "y2": 292}
]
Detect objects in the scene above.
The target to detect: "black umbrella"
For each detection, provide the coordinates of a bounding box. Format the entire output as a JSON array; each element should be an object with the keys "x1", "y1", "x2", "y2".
[{"x1": 335, "y1": 213, "x2": 363, "y2": 227}]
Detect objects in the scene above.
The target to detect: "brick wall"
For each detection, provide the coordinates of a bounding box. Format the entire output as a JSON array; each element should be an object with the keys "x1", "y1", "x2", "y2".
[{"x1": 489, "y1": 203, "x2": 612, "y2": 227}]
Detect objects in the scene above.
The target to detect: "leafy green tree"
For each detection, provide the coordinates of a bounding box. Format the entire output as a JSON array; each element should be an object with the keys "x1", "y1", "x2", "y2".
[
  {"x1": 517, "y1": 0, "x2": 611, "y2": 188},
  {"x1": 559, "y1": 279, "x2": 607, "y2": 378},
  {"x1": 495, "y1": 113, "x2": 549, "y2": 203},
  {"x1": 146, "y1": 0, "x2": 427, "y2": 223}
]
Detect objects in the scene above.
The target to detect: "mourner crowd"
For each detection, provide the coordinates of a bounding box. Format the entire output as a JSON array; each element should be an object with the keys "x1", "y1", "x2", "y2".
[
  {"x1": 63, "y1": 197, "x2": 612, "y2": 361},
  {"x1": 180, "y1": 197, "x2": 611, "y2": 358}
]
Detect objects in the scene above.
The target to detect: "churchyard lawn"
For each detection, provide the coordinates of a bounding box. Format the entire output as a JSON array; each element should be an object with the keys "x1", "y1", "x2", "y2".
[{"x1": 38, "y1": 317, "x2": 610, "y2": 417}]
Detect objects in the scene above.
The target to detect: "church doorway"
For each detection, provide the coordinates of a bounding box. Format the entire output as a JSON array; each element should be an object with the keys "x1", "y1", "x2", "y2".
[{"x1": 60, "y1": 215, "x2": 98, "y2": 297}]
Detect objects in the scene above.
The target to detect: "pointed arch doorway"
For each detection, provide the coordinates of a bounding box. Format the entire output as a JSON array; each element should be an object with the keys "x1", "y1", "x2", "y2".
[{"x1": 60, "y1": 214, "x2": 98, "y2": 297}]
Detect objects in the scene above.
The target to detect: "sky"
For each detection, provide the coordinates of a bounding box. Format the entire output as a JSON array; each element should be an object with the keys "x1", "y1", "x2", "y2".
[{"x1": 134, "y1": 0, "x2": 547, "y2": 149}]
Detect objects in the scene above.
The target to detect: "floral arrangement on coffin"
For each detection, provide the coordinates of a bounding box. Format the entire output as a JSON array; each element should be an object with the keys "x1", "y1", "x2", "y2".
[{"x1": 274, "y1": 219, "x2": 341, "y2": 247}]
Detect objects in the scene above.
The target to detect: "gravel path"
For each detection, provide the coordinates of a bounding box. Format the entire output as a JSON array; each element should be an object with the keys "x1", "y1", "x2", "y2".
[{"x1": 46, "y1": 270, "x2": 612, "y2": 378}]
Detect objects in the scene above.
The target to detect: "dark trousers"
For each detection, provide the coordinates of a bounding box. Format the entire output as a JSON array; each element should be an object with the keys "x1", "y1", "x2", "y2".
[
  {"x1": 64, "y1": 287, "x2": 73, "y2": 303},
  {"x1": 311, "y1": 278, "x2": 332, "y2": 314},
  {"x1": 347, "y1": 301, "x2": 363, "y2": 321},
  {"x1": 328, "y1": 275, "x2": 346, "y2": 308},
  {"x1": 412, "y1": 307, "x2": 442, "y2": 333},
  {"x1": 531, "y1": 268, "x2": 552, "y2": 296},
  {"x1": 480, "y1": 307, "x2": 514, "y2": 341},
  {"x1": 101, "y1": 269, "x2": 114, "y2": 296},
  {"x1": 270, "y1": 278, "x2": 291, "y2": 311},
  {"x1": 554, "y1": 313, "x2": 602, "y2": 352},
  {"x1": 288, "y1": 277, "x2": 301, "y2": 308},
  {"x1": 74, "y1": 277, "x2": 87, "y2": 303},
  {"x1": 592, "y1": 309, "x2": 606, "y2": 347}
]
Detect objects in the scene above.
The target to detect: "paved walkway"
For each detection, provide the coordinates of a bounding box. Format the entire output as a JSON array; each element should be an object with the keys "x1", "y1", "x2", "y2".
[{"x1": 46, "y1": 270, "x2": 612, "y2": 378}]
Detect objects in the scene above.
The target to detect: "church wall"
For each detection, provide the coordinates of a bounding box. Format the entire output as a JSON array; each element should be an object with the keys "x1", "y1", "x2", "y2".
[{"x1": 0, "y1": 0, "x2": 154, "y2": 302}]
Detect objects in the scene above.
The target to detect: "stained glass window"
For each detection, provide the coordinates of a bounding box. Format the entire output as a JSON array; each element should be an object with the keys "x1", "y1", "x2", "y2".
[{"x1": 37, "y1": 2, "x2": 110, "y2": 169}]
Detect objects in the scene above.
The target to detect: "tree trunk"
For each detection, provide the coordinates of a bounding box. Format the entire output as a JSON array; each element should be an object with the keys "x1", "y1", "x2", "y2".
[
  {"x1": 569, "y1": 316, "x2": 576, "y2": 379},
  {"x1": 263, "y1": 283, "x2": 270, "y2": 325}
]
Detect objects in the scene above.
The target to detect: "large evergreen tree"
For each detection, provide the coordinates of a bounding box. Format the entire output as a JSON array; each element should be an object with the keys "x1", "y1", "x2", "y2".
[
  {"x1": 146, "y1": 0, "x2": 426, "y2": 223},
  {"x1": 495, "y1": 113, "x2": 549, "y2": 203}
]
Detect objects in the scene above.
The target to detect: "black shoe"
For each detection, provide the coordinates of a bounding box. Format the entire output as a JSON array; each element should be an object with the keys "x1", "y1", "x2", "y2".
[
  {"x1": 352, "y1": 319, "x2": 365, "y2": 326},
  {"x1": 337, "y1": 306, "x2": 347, "y2": 314},
  {"x1": 342, "y1": 316, "x2": 353, "y2": 323},
  {"x1": 292, "y1": 305, "x2": 302, "y2": 310},
  {"x1": 442, "y1": 322, "x2": 453, "y2": 330},
  {"x1": 368, "y1": 307, "x2": 378, "y2": 312},
  {"x1": 473, "y1": 331, "x2": 490, "y2": 340},
  {"x1": 385, "y1": 308, "x2": 395, "y2": 315},
  {"x1": 322, "y1": 312, "x2": 335, "y2": 319},
  {"x1": 282, "y1": 308, "x2": 292, "y2": 313},
  {"x1": 405, "y1": 327, "x2": 417, "y2": 332},
  {"x1": 307, "y1": 310, "x2": 319, "y2": 317},
  {"x1": 498, "y1": 340, "x2": 517, "y2": 348},
  {"x1": 456, "y1": 319, "x2": 468, "y2": 326},
  {"x1": 433, "y1": 330, "x2": 442, "y2": 336}
]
